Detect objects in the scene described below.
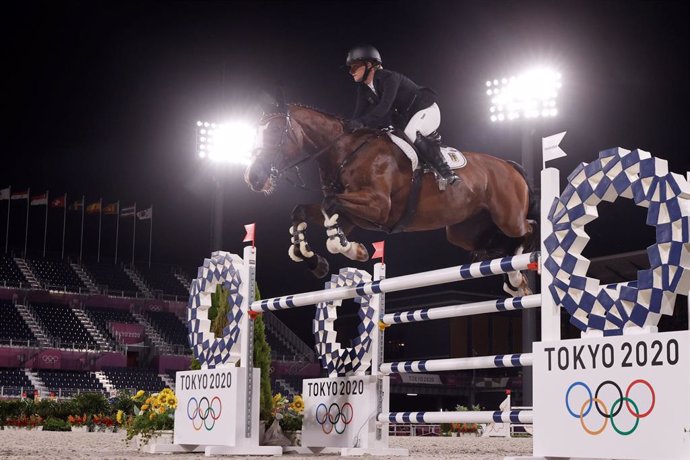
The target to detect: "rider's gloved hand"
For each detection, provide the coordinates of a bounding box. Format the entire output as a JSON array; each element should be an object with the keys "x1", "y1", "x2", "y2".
[{"x1": 345, "y1": 119, "x2": 364, "y2": 132}]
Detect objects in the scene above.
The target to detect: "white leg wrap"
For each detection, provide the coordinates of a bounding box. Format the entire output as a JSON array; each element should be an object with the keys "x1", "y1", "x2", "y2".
[
  {"x1": 299, "y1": 241, "x2": 314, "y2": 258},
  {"x1": 323, "y1": 213, "x2": 339, "y2": 227},
  {"x1": 288, "y1": 245, "x2": 303, "y2": 262},
  {"x1": 288, "y1": 222, "x2": 310, "y2": 262},
  {"x1": 507, "y1": 270, "x2": 524, "y2": 290},
  {"x1": 324, "y1": 212, "x2": 353, "y2": 255}
]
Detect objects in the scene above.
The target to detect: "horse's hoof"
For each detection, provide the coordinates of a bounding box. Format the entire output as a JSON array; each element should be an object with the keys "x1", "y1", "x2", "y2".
[
  {"x1": 354, "y1": 243, "x2": 369, "y2": 262},
  {"x1": 311, "y1": 255, "x2": 330, "y2": 279}
]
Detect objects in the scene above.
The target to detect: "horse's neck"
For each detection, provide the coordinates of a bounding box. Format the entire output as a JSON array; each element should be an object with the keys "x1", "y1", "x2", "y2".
[{"x1": 290, "y1": 106, "x2": 343, "y2": 153}]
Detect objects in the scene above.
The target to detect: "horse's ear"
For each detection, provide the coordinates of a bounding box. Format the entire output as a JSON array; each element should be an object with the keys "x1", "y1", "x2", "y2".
[{"x1": 274, "y1": 82, "x2": 287, "y2": 114}]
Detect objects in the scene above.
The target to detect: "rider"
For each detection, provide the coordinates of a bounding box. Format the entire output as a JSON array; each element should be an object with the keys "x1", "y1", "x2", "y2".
[{"x1": 345, "y1": 44, "x2": 460, "y2": 185}]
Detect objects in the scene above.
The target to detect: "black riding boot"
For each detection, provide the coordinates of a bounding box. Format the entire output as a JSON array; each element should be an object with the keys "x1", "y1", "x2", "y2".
[{"x1": 414, "y1": 133, "x2": 460, "y2": 186}]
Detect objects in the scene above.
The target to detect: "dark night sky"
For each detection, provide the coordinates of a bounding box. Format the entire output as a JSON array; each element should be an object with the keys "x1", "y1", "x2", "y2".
[{"x1": 2, "y1": 1, "x2": 689, "y2": 337}]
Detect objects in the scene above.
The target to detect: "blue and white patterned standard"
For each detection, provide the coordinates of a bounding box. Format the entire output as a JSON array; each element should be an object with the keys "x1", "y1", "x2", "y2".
[
  {"x1": 544, "y1": 148, "x2": 690, "y2": 335},
  {"x1": 313, "y1": 267, "x2": 376, "y2": 377},
  {"x1": 187, "y1": 251, "x2": 245, "y2": 368}
]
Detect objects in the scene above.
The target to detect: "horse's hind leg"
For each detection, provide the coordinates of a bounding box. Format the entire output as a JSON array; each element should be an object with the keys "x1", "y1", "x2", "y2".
[{"x1": 291, "y1": 204, "x2": 330, "y2": 278}]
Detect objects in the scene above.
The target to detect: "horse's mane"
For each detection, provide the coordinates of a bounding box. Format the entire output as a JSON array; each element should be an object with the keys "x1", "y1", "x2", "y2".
[{"x1": 288, "y1": 103, "x2": 346, "y2": 122}]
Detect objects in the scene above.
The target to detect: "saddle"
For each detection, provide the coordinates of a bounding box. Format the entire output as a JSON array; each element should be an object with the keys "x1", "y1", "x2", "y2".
[{"x1": 385, "y1": 128, "x2": 467, "y2": 174}]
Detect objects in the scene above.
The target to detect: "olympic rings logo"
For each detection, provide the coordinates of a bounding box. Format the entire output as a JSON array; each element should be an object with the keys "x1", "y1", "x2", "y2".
[
  {"x1": 315, "y1": 402, "x2": 353, "y2": 434},
  {"x1": 565, "y1": 379, "x2": 655, "y2": 436},
  {"x1": 186, "y1": 396, "x2": 222, "y2": 431},
  {"x1": 41, "y1": 355, "x2": 59, "y2": 364}
]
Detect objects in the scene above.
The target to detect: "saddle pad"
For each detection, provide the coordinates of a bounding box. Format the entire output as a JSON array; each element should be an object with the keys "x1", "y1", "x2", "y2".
[
  {"x1": 386, "y1": 132, "x2": 419, "y2": 171},
  {"x1": 387, "y1": 131, "x2": 467, "y2": 171},
  {"x1": 440, "y1": 146, "x2": 467, "y2": 169}
]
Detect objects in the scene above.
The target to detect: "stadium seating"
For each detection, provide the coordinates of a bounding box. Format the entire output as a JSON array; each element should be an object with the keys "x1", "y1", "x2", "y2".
[
  {"x1": 32, "y1": 303, "x2": 99, "y2": 349},
  {"x1": 102, "y1": 367, "x2": 167, "y2": 392},
  {"x1": 0, "y1": 368, "x2": 34, "y2": 397},
  {"x1": 0, "y1": 256, "x2": 27, "y2": 287},
  {"x1": 0, "y1": 302, "x2": 36, "y2": 345},
  {"x1": 36, "y1": 369, "x2": 106, "y2": 397},
  {"x1": 83, "y1": 263, "x2": 141, "y2": 297},
  {"x1": 27, "y1": 258, "x2": 86, "y2": 292},
  {"x1": 137, "y1": 265, "x2": 189, "y2": 299},
  {"x1": 85, "y1": 306, "x2": 139, "y2": 346},
  {"x1": 145, "y1": 310, "x2": 188, "y2": 348}
]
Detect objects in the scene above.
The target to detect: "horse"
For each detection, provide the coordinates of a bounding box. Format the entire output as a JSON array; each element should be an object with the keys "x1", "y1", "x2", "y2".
[{"x1": 245, "y1": 103, "x2": 539, "y2": 295}]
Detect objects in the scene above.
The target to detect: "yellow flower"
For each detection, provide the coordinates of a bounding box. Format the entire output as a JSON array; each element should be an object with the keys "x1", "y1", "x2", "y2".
[
  {"x1": 273, "y1": 393, "x2": 282, "y2": 404},
  {"x1": 291, "y1": 395, "x2": 305, "y2": 414},
  {"x1": 141, "y1": 404, "x2": 150, "y2": 411},
  {"x1": 149, "y1": 412, "x2": 155, "y2": 421},
  {"x1": 116, "y1": 410, "x2": 124, "y2": 424},
  {"x1": 158, "y1": 406, "x2": 166, "y2": 414},
  {"x1": 135, "y1": 390, "x2": 145, "y2": 398}
]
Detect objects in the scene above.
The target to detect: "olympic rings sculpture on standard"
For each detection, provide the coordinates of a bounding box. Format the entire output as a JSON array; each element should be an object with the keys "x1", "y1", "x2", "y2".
[
  {"x1": 313, "y1": 267, "x2": 377, "y2": 377},
  {"x1": 544, "y1": 148, "x2": 690, "y2": 335},
  {"x1": 187, "y1": 251, "x2": 245, "y2": 367}
]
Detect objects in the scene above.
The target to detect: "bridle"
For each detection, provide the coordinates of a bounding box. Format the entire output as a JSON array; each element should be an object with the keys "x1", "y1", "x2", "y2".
[{"x1": 253, "y1": 109, "x2": 348, "y2": 189}]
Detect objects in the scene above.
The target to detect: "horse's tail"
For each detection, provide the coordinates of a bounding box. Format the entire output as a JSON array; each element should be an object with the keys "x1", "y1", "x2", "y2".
[{"x1": 506, "y1": 161, "x2": 540, "y2": 253}]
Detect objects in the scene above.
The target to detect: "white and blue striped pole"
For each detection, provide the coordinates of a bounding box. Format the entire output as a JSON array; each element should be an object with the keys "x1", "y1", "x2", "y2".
[
  {"x1": 381, "y1": 294, "x2": 541, "y2": 325},
  {"x1": 250, "y1": 252, "x2": 538, "y2": 312},
  {"x1": 377, "y1": 410, "x2": 533, "y2": 424},
  {"x1": 380, "y1": 353, "x2": 533, "y2": 374}
]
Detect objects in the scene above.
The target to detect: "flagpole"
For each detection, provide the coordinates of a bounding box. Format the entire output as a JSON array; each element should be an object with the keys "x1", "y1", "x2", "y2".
[
  {"x1": 61, "y1": 193, "x2": 67, "y2": 259},
  {"x1": 23, "y1": 187, "x2": 30, "y2": 258},
  {"x1": 79, "y1": 195, "x2": 85, "y2": 262},
  {"x1": 97, "y1": 198, "x2": 102, "y2": 263},
  {"x1": 4, "y1": 186, "x2": 10, "y2": 253},
  {"x1": 43, "y1": 190, "x2": 49, "y2": 258},
  {"x1": 131, "y1": 203, "x2": 136, "y2": 266},
  {"x1": 114, "y1": 201, "x2": 120, "y2": 264},
  {"x1": 148, "y1": 206, "x2": 153, "y2": 268}
]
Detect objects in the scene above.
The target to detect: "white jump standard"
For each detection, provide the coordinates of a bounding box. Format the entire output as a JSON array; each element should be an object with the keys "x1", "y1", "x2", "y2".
[{"x1": 173, "y1": 145, "x2": 690, "y2": 459}]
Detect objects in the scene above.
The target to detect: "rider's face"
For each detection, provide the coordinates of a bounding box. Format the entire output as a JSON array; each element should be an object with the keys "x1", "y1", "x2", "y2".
[{"x1": 349, "y1": 61, "x2": 367, "y2": 82}]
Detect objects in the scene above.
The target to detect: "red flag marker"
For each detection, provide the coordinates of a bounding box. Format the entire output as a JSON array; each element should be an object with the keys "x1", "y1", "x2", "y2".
[
  {"x1": 372, "y1": 240, "x2": 385, "y2": 264},
  {"x1": 243, "y1": 223, "x2": 256, "y2": 247}
]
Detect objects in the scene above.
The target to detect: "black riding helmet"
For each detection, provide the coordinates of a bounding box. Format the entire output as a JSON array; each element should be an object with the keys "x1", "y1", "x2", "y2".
[{"x1": 345, "y1": 44, "x2": 382, "y2": 67}]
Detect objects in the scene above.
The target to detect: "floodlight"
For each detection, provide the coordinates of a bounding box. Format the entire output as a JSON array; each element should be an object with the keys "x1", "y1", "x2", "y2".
[
  {"x1": 485, "y1": 67, "x2": 561, "y2": 122},
  {"x1": 195, "y1": 120, "x2": 256, "y2": 164}
]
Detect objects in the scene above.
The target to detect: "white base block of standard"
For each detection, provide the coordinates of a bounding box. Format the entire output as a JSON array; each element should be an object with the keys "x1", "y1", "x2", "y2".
[
  {"x1": 145, "y1": 443, "x2": 207, "y2": 453},
  {"x1": 302, "y1": 375, "x2": 408, "y2": 456},
  {"x1": 532, "y1": 330, "x2": 690, "y2": 460},
  {"x1": 204, "y1": 445, "x2": 282, "y2": 456},
  {"x1": 340, "y1": 447, "x2": 409, "y2": 456}
]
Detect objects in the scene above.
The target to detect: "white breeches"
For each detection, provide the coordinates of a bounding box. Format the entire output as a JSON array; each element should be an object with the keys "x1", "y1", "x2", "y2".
[{"x1": 403, "y1": 102, "x2": 441, "y2": 142}]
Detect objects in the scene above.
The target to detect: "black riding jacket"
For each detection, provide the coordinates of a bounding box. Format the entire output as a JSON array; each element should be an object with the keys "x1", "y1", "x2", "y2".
[{"x1": 352, "y1": 69, "x2": 437, "y2": 129}]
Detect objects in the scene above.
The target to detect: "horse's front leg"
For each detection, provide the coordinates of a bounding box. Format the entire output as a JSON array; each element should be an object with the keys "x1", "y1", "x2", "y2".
[
  {"x1": 290, "y1": 204, "x2": 330, "y2": 278},
  {"x1": 322, "y1": 190, "x2": 391, "y2": 262},
  {"x1": 323, "y1": 212, "x2": 370, "y2": 262}
]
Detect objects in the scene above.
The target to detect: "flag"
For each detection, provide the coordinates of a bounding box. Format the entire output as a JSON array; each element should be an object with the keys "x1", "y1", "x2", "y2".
[
  {"x1": 372, "y1": 241, "x2": 385, "y2": 263},
  {"x1": 103, "y1": 203, "x2": 118, "y2": 215},
  {"x1": 542, "y1": 131, "x2": 567, "y2": 165},
  {"x1": 68, "y1": 200, "x2": 83, "y2": 211},
  {"x1": 30, "y1": 193, "x2": 48, "y2": 206},
  {"x1": 121, "y1": 206, "x2": 136, "y2": 217},
  {"x1": 136, "y1": 207, "x2": 152, "y2": 220},
  {"x1": 243, "y1": 223, "x2": 255, "y2": 245},
  {"x1": 0, "y1": 187, "x2": 9, "y2": 200},
  {"x1": 51, "y1": 196, "x2": 66, "y2": 208},
  {"x1": 86, "y1": 202, "x2": 101, "y2": 214},
  {"x1": 11, "y1": 190, "x2": 29, "y2": 200}
]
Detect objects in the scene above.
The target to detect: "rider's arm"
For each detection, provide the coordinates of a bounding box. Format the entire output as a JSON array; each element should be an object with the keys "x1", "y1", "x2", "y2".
[
  {"x1": 352, "y1": 85, "x2": 369, "y2": 119},
  {"x1": 357, "y1": 71, "x2": 402, "y2": 127}
]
